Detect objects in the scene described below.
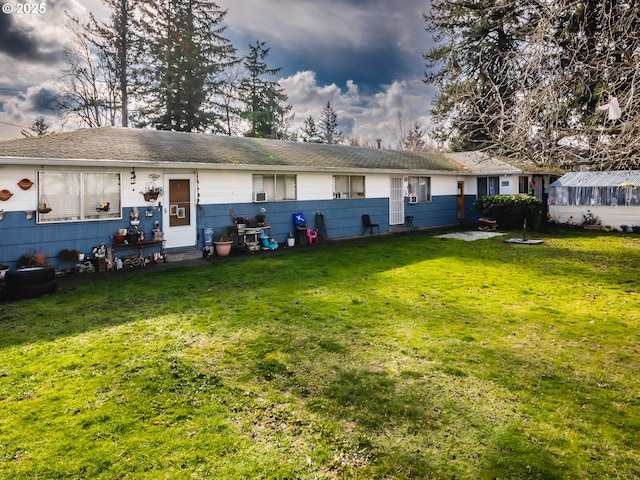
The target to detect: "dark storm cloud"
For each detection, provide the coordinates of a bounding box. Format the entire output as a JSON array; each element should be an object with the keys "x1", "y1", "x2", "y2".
[
  {"x1": 0, "y1": 13, "x2": 62, "y2": 64},
  {"x1": 27, "y1": 87, "x2": 59, "y2": 113},
  {"x1": 0, "y1": 14, "x2": 44, "y2": 60},
  {"x1": 217, "y1": 0, "x2": 428, "y2": 90}
]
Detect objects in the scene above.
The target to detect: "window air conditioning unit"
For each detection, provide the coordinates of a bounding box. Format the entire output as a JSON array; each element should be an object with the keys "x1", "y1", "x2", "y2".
[
  {"x1": 408, "y1": 195, "x2": 418, "y2": 204},
  {"x1": 254, "y1": 191, "x2": 267, "y2": 203}
]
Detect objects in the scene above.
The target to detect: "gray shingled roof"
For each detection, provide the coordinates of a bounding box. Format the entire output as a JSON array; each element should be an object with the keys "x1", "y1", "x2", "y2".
[
  {"x1": 0, "y1": 127, "x2": 467, "y2": 173},
  {"x1": 443, "y1": 151, "x2": 521, "y2": 173}
]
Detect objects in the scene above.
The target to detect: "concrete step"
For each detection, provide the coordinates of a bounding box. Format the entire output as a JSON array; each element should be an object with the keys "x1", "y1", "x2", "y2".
[{"x1": 166, "y1": 249, "x2": 202, "y2": 262}]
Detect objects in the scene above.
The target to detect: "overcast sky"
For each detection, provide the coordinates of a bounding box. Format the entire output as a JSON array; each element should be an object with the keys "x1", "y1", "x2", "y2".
[{"x1": 0, "y1": 0, "x2": 435, "y2": 146}]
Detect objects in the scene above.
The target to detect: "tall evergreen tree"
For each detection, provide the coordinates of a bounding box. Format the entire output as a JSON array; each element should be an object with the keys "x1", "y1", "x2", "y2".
[
  {"x1": 300, "y1": 115, "x2": 320, "y2": 142},
  {"x1": 90, "y1": 0, "x2": 136, "y2": 128},
  {"x1": 135, "y1": 0, "x2": 237, "y2": 131},
  {"x1": 239, "y1": 40, "x2": 293, "y2": 139},
  {"x1": 21, "y1": 117, "x2": 50, "y2": 137},
  {"x1": 318, "y1": 101, "x2": 342, "y2": 144},
  {"x1": 424, "y1": 0, "x2": 526, "y2": 152}
]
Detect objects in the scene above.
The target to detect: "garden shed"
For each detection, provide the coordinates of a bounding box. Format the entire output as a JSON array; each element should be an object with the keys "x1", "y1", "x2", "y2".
[{"x1": 548, "y1": 170, "x2": 640, "y2": 229}]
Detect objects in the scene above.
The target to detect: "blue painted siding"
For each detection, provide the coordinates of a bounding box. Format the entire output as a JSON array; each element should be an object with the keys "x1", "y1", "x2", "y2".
[
  {"x1": 194, "y1": 198, "x2": 390, "y2": 249},
  {"x1": 0, "y1": 206, "x2": 161, "y2": 270},
  {"x1": 402, "y1": 195, "x2": 461, "y2": 228},
  {"x1": 1, "y1": 194, "x2": 464, "y2": 270}
]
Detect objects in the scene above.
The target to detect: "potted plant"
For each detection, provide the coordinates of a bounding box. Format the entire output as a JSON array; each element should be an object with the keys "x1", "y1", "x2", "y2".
[
  {"x1": 582, "y1": 210, "x2": 602, "y2": 230},
  {"x1": 16, "y1": 249, "x2": 46, "y2": 268},
  {"x1": 214, "y1": 225, "x2": 236, "y2": 256},
  {"x1": 255, "y1": 207, "x2": 267, "y2": 226}
]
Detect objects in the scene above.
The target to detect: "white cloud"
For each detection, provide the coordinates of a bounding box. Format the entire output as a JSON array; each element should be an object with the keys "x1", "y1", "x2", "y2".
[{"x1": 280, "y1": 71, "x2": 434, "y2": 147}]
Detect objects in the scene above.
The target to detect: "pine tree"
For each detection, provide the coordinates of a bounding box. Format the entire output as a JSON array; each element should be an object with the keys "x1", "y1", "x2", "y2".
[
  {"x1": 424, "y1": 0, "x2": 526, "y2": 151},
  {"x1": 89, "y1": 0, "x2": 136, "y2": 127},
  {"x1": 300, "y1": 115, "x2": 320, "y2": 143},
  {"x1": 21, "y1": 117, "x2": 50, "y2": 137},
  {"x1": 239, "y1": 40, "x2": 293, "y2": 139},
  {"x1": 135, "y1": 0, "x2": 237, "y2": 132},
  {"x1": 318, "y1": 101, "x2": 342, "y2": 144},
  {"x1": 403, "y1": 121, "x2": 427, "y2": 152}
]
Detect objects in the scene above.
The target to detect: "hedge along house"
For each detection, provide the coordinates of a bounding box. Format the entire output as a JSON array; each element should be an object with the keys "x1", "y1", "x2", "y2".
[
  {"x1": 548, "y1": 170, "x2": 640, "y2": 229},
  {"x1": 1, "y1": 127, "x2": 524, "y2": 270}
]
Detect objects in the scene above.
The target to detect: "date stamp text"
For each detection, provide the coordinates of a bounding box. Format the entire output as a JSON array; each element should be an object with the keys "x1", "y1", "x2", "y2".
[{"x1": 2, "y1": 3, "x2": 47, "y2": 14}]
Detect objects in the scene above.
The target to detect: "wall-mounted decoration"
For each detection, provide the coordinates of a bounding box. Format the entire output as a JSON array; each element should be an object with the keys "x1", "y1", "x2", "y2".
[
  {"x1": 18, "y1": 178, "x2": 34, "y2": 190},
  {"x1": 142, "y1": 183, "x2": 163, "y2": 202},
  {"x1": 0, "y1": 189, "x2": 13, "y2": 201}
]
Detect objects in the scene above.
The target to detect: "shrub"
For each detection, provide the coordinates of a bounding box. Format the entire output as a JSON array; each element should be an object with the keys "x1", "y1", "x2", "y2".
[{"x1": 473, "y1": 194, "x2": 543, "y2": 229}]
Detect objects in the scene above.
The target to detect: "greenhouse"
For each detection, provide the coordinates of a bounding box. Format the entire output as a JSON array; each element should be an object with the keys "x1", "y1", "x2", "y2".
[
  {"x1": 548, "y1": 171, "x2": 640, "y2": 229},
  {"x1": 549, "y1": 171, "x2": 640, "y2": 207}
]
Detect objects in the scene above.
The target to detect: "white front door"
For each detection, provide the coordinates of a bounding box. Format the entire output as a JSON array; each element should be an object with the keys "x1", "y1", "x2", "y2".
[
  {"x1": 390, "y1": 177, "x2": 404, "y2": 225},
  {"x1": 163, "y1": 174, "x2": 197, "y2": 249}
]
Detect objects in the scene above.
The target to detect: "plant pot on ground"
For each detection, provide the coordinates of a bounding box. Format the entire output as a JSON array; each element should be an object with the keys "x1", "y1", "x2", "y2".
[
  {"x1": 214, "y1": 225, "x2": 236, "y2": 257},
  {"x1": 16, "y1": 250, "x2": 46, "y2": 268}
]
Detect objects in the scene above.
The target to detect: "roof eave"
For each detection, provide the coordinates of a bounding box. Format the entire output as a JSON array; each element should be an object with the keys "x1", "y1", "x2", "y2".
[{"x1": 0, "y1": 156, "x2": 468, "y2": 175}]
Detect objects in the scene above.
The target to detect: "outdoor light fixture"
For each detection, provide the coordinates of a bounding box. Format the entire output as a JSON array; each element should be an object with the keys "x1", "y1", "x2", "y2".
[{"x1": 24, "y1": 210, "x2": 35, "y2": 220}]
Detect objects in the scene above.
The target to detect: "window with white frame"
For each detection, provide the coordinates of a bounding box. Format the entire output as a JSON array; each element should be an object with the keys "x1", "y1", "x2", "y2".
[
  {"x1": 252, "y1": 174, "x2": 297, "y2": 201},
  {"x1": 477, "y1": 176, "x2": 500, "y2": 197},
  {"x1": 37, "y1": 171, "x2": 122, "y2": 223},
  {"x1": 407, "y1": 176, "x2": 432, "y2": 203},
  {"x1": 333, "y1": 175, "x2": 365, "y2": 198}
]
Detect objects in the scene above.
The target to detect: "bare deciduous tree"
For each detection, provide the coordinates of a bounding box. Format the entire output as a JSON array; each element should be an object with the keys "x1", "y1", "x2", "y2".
[
  {"x1": 56, "y1": 14, "x2": 120, "y2": 128},
  {"x1": 426, "y1": 0, "x2": 640, "y2": 170}
]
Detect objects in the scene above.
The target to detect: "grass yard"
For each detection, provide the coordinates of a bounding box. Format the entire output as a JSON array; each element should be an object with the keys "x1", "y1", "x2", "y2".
[{"x1": 0, "y1": 229, "x2": 639, "y2": 479}]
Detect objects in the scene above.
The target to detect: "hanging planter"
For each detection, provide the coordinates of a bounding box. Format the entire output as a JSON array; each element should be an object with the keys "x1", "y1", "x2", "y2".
[
  {"x1": 39, "y1": 174, "x2": 52, "y2": 213},
  {"x1": 141, "y1": 183, "x2": 163, "y2": 202},
  {"x1": 0, "y1": 189, "x2": 13, "y2": 201},
  {"x1": 18, "y1": 178, "x2": 34, "y2": 190},
  {"x1": 38, "y1": 193, "x2": 52, "y2": 213}
]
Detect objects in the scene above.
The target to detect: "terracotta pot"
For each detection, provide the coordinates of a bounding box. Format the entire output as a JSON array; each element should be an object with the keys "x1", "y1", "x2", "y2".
[
  {"x1": 0, "y1": 189, "x2": 13, "y2": 201},
  {"x1": 18, "y1": 178, "x2": 34, "y2": 190},
  {"x1": 214, "y1": 241, "x2": 233, "y2": 256},
  {"x1": 113, "y1": 235, "x2": 126, "y2": 245}
]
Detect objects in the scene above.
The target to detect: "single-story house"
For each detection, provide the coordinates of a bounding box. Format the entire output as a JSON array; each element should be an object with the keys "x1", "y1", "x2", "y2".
[
  {"x1": 0, "y1": 127, "x2": 551, "y2": 270},
  {"x1": 548, "y1": 170, "x2": 640, "y2": 228}
]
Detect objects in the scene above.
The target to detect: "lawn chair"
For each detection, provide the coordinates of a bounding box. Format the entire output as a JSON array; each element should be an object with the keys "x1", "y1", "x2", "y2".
[{"x1": 362, "y1": 214, "x2": 380, "y2": 235}]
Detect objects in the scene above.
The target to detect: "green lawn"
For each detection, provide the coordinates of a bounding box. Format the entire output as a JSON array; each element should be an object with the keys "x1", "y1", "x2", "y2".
[{"x1": 1, "y1": 230, "x2": 639, "y2": 479}]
